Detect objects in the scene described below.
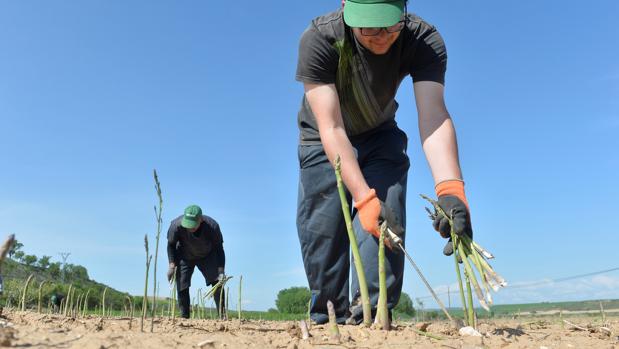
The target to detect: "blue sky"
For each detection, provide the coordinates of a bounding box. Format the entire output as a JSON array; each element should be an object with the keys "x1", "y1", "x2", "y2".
[{"x1": 1, "y1": 1, "x2": 617, "y2": 311}]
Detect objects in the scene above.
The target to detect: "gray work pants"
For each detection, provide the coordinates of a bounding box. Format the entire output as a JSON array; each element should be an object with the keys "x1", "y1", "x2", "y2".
[{"x1": 296, "y1": 126, "x2": 409, "y2": 324}]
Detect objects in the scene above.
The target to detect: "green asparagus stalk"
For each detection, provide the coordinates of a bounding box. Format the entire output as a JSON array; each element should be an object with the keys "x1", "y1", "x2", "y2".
[
  {"x1": 141, "y1": 235, "x2": 152, "y2": 332},
  {"x1": 126, "y1": 296, "x2": 134, "y2": 329},
  {"x1": 334, "y1": 156, "x2": 371, "y2": 327},
  {"x1": 150, "y1": 169, "x2": 163, "y2": 333},
  {"x1": 82, "y1": 289, "x2": 91, "y2": 317},
  {"x1": 63, "y1": 284, "x2": 73, "y2": 316},
  {"x1": 464, "y1": 270, "x2": 475, "y2": 327},
  {"x1": 327, "y1": 300, "x2": 341, "y2": 341},
  {"x1": 37, "y1": 280, "x2": 49, "y2": 313},
  {"x1": 20, "y1": 274, "x2": 35, "y2": 312},
  {"x1": 238, "y1": 275, "x2": 243, "y2": 321},
  {"x1": 102, "y1": 287, "x2": 108, "y2": 317},
  {"x1": 377, "y1": 223, "x2": 390, "y2": 330}
]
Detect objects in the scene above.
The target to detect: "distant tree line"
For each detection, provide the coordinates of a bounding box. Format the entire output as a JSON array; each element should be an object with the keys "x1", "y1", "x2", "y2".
[
  {"x1": 8, "y1": 239, "x2": 89, "y2": 281},
  {"x1": 274, "y1": 286, "x2": 415, "y2": 317}
]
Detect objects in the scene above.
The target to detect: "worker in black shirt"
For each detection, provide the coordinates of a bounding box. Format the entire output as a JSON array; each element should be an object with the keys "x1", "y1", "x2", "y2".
[{"x1": 166, "y1": 204, "x2": 226, "y2": 319}]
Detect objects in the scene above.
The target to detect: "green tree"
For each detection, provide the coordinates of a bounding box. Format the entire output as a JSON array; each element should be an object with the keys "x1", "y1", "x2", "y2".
[
  {"x1": 14, "y1": 250, "x2": 25, "y2": 262},
  {"x1": 9, "y1": 240, "x2": 23, "y2": 259},
  {"x1": 394, "y1": 292, "x2": 415, "y2": 316},
  {"x1": 23, "y1": 254, "x2": 38, "y2": 266},
  {"x1": 275, "y1": 287, "x2": 311, "y2": 314},
  {"x1": 64, "y1": 263, "x2": 89, "y2": 280},
  {"x1": 38, "y1": 255, "x2": 52, "y2": 269},
  {"x1": 48, "y1": 262, "x2": 62, "y2": 279}
]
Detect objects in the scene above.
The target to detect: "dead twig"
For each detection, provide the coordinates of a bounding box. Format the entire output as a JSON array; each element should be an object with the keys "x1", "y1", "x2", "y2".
[{"x1": 563, "y1": 319, "x2": 588, "y2": 331}]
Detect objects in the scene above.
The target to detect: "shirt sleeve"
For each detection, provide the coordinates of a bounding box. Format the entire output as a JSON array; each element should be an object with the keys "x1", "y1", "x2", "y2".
[
  {"x1": 409, "y1": 26, "x2": 448, "y2": 85},
  {"x1": 295, "y1": 24, "x2": 339, "y2": 84},
  {"x1": 166, "y1": 221, "x2": 179, "y2": 264},
  {"x1": 212, "y1": 223, "x2": 226, "y2": 269}
]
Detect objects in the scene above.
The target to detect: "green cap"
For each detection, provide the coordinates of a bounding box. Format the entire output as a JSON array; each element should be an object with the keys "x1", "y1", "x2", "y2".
[
  {"x1": 343, "y1": 0, "x2": 405, "y2": 28},
  {"x1": 181, "y1": 204, "x2": 202, "y2": 229}
]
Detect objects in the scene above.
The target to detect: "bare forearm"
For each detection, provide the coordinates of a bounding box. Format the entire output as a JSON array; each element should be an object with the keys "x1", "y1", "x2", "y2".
[
  {"x1": 414, "y1": 81, "x2": 463, "y2": 184},
  {"x1": 305, "y1": 83, "x2": 370, "y2": 201},
  {"x1": 421, "y1": 116, "x2": 462, "y2": 184}
]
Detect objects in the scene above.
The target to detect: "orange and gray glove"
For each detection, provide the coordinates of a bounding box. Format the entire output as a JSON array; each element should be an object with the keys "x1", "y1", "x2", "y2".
[
  {"x1": 354, "y1": 189, "x2": 404, "y2": 250},
  {"x1": 432, "y1": 180, "x2": 473, "y2": 256}
]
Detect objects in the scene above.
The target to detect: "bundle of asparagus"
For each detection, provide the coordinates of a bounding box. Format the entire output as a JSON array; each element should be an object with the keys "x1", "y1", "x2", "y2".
[{"x1": 421, "y1": 194, "x2": 506, "y2": 327}]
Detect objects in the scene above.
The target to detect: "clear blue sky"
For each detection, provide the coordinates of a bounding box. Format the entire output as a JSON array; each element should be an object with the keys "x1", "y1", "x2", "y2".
[{"x1": 1, "y1": 1, "x2": 617, "y2": 311}]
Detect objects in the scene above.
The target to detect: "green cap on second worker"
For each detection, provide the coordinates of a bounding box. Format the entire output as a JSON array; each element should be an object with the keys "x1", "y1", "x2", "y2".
[
  {"x1": 343, "y1": 0, "x2": 405, "y2": 28},
  {"x1": 181, "y1": 204, "x2": 202, "y2": 229}
]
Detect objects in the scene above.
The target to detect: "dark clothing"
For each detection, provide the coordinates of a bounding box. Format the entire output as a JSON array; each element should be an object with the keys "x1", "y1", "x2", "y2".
[
  {"x1": 166, "y1": 214, "x2": 226, "y2": 319},
  {"x1": 295, "y1": 9, "x2": 447, "y2": 144},
  {"x1": 297, "y1": 126, "x2": 409, "y2": 324},
  {"x1": 175, "y1": 250, "x2": 222, "y2": 292},
  {"x1": 176, "y1": 257, "x2": 226, "y2": 319},
  {"x1": 167, "y1": 215, "x2": 225, "y2": 267}
]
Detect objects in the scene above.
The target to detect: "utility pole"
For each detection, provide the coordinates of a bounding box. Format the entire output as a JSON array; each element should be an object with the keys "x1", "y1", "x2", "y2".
[
  {"x1": 447, "y1": 285, "x2": 451, "y2": 309},
  {"x1": 58, "y1": 252, "x2": 71, "y2": 283}
]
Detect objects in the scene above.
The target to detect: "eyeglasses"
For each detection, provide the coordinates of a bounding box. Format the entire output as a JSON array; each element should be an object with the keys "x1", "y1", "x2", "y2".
[{"x1": 359, "y1": 20, "x2": 406, "y2": 36}]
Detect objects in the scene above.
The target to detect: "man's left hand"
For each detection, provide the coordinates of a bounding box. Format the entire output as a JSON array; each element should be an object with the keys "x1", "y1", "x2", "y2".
[{"x1": 432, "y1": 180, "x2": 473, "y2": 256}]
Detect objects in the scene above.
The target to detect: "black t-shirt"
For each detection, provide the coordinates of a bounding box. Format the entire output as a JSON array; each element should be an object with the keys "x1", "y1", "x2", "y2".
[
  {"x1": 295, "y1": 9, "x2": 447, "y2": 144},
  {"x1": 166, "y1": 214, "x2": 225, "y2": 267}
]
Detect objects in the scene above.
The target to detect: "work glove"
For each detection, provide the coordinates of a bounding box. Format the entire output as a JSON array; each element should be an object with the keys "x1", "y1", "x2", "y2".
[
  {"x1": 432, "y1": 180, "x2": 473, "y2": 256},
  {"x1": 167, "y1": 263, "x2": 176, "y2": 282},
  {"x1": 354, "y1": 189, "x2": 404, "y2": 250}
]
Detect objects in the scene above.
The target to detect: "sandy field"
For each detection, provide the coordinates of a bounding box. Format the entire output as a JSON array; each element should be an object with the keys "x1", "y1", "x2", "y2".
[{"x1": 1, "y1": 309, "x2": 617, "y2": 348}]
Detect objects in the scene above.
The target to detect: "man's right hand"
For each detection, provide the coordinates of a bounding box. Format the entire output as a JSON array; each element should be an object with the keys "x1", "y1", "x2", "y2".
[
  {"x1": 167, "y1": 263, "x2": 176, "y2": 282},
  {"x1": 354, "y1": 189, "x2": 404, "y2": 249}
]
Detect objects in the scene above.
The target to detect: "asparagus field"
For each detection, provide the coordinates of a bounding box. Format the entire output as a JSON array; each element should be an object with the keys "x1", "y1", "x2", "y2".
[{"x1": 0, "y1": 308, "x2": 617, "y2": 348}]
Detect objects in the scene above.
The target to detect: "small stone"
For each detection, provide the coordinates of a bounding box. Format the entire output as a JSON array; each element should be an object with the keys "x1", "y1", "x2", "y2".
[{"x1": 459, "y1": 326, "x2": 482, "y2": 337}]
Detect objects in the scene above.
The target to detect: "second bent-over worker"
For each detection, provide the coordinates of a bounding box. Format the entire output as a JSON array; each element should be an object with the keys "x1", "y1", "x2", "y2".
[{"x1": 167, "y1": 204, "x2": 226, "y2": 319}]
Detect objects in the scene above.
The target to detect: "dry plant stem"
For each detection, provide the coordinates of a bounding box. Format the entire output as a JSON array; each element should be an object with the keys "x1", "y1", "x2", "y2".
[
  {"x1": 20, "y1": 274, "x2": 35, "y2": 311},
  {"x1": 150, "y1": 169, "x2": 163, "y2": 333},
  {"x1": 141, "y1": 234, "x2": 152, "y2": 332},
  {"x1": 238, "y1": 275, "x2": 242, "y2": 321},
  {"x1": 377, "y1": 223, "x2": 390, "y2": 330},
  {"x1": 411, "y1": 328, "x2": 444, "y2": 340},
  {"x1": 334, "y1": 156, "x2": 371, "y2": 327},
  {"x1": 600, "y1": 301, "x2": 606, "y2": 323},
  {"x1": 37, "y1": 280, "x2": 49, "y2": 313},
  {"x1": 327, "y1": 300, "x2": 341, "y2": 341}
]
